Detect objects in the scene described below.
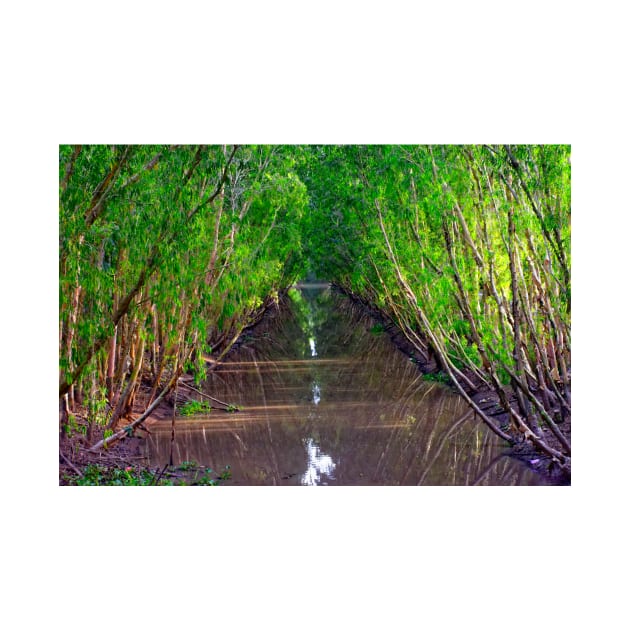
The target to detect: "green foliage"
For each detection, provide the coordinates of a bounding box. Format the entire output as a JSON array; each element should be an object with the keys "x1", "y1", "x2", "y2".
[
  {"x1": 61, "y1": 462, "x2": 233, "y2": 486},
  {"x1": 193, "y1": 469, "x2": 218, "y2": 486},
  {"x1": 66, "y1": 464, "x2": 172, "y2": 486},
  {"x1": 422, "y1": 371, "x2": 450, "y2": 384},
  {"x1": 87, "y1": 387, "x2": 110, "y2": 426},
  {"x1": 63, "y1": 413, "x2": 87, "y2": 437},
  {"x1": 179, "y1": 400, "x2": 212, "y2": 416},
  {"x1": 297, "y1": 143, "x2": 570, "y2": 418},
  {"x1": 178, "y1": 460, "x2": 198, "y2": 470},
  {"x1": 60, "y1": 144, "x2": 310, "y2": 413}
]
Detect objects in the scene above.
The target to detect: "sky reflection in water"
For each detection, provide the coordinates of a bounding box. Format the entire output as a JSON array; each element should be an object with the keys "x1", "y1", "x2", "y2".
[{"x1": 301, "y1": 437, "x2": 336, "y2": 485}]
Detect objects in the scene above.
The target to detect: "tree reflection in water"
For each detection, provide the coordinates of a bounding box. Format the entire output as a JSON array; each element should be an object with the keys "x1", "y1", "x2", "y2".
[{"x1": 145, "y1": 285, "x2": 554, "y2": 485}]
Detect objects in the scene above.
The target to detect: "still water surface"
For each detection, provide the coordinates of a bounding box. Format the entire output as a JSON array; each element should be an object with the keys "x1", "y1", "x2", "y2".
[{"x1": 146, "y1": 284, "x2": 549, "y2": 485}]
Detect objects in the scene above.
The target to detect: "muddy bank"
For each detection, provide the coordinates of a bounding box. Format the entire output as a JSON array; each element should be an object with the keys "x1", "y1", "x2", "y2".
[{"x1": 59, "y1": 402, "x2": 233, "y2": 486}]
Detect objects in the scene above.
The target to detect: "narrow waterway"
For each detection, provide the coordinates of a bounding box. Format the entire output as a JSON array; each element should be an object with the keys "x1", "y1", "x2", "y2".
[{"x1": 146, "y1": 284, "x2": 551, "y2": 485}]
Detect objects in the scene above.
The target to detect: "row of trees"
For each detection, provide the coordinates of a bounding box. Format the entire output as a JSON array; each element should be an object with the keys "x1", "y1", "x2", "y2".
[
  {"x1": 59, "y1": 145, "x2": 308, "y2": 444},
  {"x1": 299, "y1": 145, "x2": 571, "y2": 468},
  {"x1": 60, "y1": 144, "x2": 570, "y2": 467}
]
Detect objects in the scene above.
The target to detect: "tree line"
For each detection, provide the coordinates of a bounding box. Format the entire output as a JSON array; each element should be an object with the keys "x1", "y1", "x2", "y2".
[
  {"x1": 59, "y1": 145, "x2": 308, "y2": 444},
  {"x1": 299, "y1": 145, "x2": 571, "y2": 468}
]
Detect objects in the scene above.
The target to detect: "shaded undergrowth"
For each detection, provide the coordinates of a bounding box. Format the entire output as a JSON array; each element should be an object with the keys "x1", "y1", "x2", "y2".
[{"x1": 60, "y1": 461, "x2": 232, "y2": 486}]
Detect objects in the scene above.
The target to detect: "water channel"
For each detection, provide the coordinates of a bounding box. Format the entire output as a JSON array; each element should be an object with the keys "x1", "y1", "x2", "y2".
[{"x1": 146, "y1": 283, "x2": 551, "y2": 485}]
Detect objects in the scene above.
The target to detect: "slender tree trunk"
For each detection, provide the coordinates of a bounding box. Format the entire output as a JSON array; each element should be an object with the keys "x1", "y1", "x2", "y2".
[
  {"x1": 106, "y1": 325, "x2": 117, "y2": 402},
  {"x1": 108, "y1": 333, "x2": 145, "y2": 429},
  {"x1": 60, "y1": 146, "x2": 240, "y2": 399}
]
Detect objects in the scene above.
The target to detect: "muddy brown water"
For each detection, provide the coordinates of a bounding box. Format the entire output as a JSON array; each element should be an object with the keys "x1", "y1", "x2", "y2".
[{"x1": 146, "y1": 284, "x2": 552, "y2": 485}]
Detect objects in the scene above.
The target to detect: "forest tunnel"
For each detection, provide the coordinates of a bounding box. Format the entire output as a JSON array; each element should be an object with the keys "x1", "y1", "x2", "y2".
[{"x1": 59, "y1": 144, "x2": 571, "y2": 469}]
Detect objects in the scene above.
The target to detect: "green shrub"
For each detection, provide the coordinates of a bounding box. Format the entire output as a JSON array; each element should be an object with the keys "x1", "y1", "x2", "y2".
[{"x1": 179, "y1": 400, "x2": 212, "y2": 416}]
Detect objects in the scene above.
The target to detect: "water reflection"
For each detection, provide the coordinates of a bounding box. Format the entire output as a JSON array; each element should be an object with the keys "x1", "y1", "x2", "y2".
[
  {"x1": 145, "y1": 285, "x2": 554, "y2": 485},
  {"x1": 302, "y1": 438, "x2": 336, "y2": 485},
  {"x1": 312, "y1": 383, "x2": 321, "y2": 405}
]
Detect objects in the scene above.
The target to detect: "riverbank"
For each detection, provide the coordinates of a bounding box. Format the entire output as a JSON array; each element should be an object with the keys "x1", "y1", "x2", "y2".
[{"x1": 58, "y1": 377, "x2": 235, "y2": 485}]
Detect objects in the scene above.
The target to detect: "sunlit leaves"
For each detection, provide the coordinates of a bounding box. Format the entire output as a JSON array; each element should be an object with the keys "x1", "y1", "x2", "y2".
[{"x1": 296, "y1": 144, "x2": 570, "y2": 398}]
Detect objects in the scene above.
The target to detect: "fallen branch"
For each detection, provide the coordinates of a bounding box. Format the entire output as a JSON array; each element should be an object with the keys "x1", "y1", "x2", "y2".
[
  {"x1": 89, "y1": 370, "x2": 180, "y2": 452},
  {"x1": 59, "y1": 450, "x2": 83, "y2": 477},
  {"x1": 151, "y1": 463, "x2": 169, "y2": 486},
  {"x1": 178, "y1": 380, "x2": 234, "y2": 409}
]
